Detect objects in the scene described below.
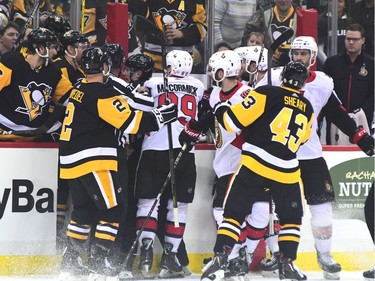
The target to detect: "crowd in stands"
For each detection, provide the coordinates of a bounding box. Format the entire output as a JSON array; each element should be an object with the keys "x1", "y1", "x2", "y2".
[{"x1": 0, "y1": 0, "x2": 373, "y2": 281}]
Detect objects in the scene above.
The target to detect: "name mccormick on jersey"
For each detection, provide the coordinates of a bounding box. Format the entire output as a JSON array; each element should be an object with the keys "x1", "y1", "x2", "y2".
[{"x1": 156, "y1": 84, "x2": 199, "y2": 97}]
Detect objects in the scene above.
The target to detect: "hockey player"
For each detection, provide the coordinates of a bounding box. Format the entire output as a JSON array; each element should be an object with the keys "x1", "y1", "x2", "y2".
[
  {"x1": 257, "y1": 36, "x2": 375, "y2": 280},
  {"x1": 134, "y1": 50, "x2": 204, "y2": 278},
  {"x1": 0, "y1": 27, "x2": 72, "y2": 141},
  {"x1": 54, "y1": 30, "x2": 89, "y2": 84},
  {"x1": 122, "y1": 53, "x2": 155, "y2": 86},
  {"x1": 201, "y1": 61, "x2": 314, "y2": 281},
  {"x1": 58, "y1": 46, "x2": 177, "y2": 280}
]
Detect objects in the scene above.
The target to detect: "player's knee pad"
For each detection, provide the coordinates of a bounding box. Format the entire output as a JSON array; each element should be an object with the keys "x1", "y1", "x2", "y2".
[
  {"x1": 279, "y1": 217, "x2": 302, "y2": 225},
  {"x1": 309, "y1": 202, "x2": 333, "y2": 227},
  {"x1": 101, "y1": 202, "x2": 125, "y2": 223},
  {"x1": 137, "y1": 198, "x2": 159, "y2": 219},
  {"x1": 247, "y1": 202, "x2": 269, "y2": 228}
]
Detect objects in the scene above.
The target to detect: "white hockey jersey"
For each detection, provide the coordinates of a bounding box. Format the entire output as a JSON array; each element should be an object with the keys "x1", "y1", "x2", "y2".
[
  {"x1": 257, "y1": 67, "x2": 334, "y2": 160},
  {"x1": 209, "y1": 82, "x2": 252, "y2": 178},
  {"x1": 142, "y1": 76, "x2": 205, "y2": 151}
]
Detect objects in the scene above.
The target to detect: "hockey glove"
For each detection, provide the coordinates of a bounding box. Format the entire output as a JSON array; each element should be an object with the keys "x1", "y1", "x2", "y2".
[
  {"x1": 179, "y1": 119, "x2": 202, "y2": 151},
  {"x1": 213, "y1": 100, "x2": 231, "y2": 116},
  {"x1": 151, "y1": 103, "x2": 177, "y2": 129},
  {"x1": 350, "y1": 126, "x2": 374, "y2": 156}
]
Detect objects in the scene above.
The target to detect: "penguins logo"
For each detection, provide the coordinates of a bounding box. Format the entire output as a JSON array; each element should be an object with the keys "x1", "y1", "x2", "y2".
[
  {"x1": 152, "y1": 7, "x2": 187, "y2": 31},
  {"x1": 16, "y1": 81, "x2": 52, "y2": 121}
]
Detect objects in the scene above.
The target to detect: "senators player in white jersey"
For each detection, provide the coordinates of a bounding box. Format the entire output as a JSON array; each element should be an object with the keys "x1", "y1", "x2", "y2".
[
  {"x1": 58, "y1": 47, "x2": 177, "y2": 280},
  {"x1": 257, "y1": 36, "x2": 374, "y2": 280},
  {"x1": 135, "y1": 50, "x2": 204, "y2": 278}
]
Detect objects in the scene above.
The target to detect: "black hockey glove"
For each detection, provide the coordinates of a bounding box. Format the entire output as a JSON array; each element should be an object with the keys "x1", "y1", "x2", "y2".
[
  {"x1": 179, "y1": 119, "x2": 202, "y2": 151},
  {"x1": 151, "y1": 103, "x2": 177, "y2": 129},
  {"x1": 350, "y1": 126, "x2": 374, "y2": 156},
  {"x1": 213, "y1": 100, "x2": 231, "y2": 117}
]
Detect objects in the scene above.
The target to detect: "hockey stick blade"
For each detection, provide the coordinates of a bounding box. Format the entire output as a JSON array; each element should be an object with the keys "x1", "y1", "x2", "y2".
[
  {"x1": 133, "y1": 15, "x2": 166, "y2": 45},
  {"x1": 269, "y1": 29, "x2": 294, "y2": 52}
]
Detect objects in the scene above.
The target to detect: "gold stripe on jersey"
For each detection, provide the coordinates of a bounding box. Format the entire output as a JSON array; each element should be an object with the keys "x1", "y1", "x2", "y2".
[
  {"x1": 193, "y1": 4, "x2": 207, "y2": 40},
  {"x1": 0, "y1": 63, "x2": 12, "y2": 90},
  {"x1": 94, "y1": 170, "x2": 117, "y2": 209},
  {"x1": 51, "y1": 74, "x2": 73, "y2": 104},
  {"x1": 241, "y1": 154, "x2": 301, "y2": 184},
  {"x1": 61, "y1": 67, "x2": 70, "y2": 82},
  {"x1": 97, "y1": 96, "x2": 143, "y2": 133},
  {"x1": 222, "y1": 91, "x2": 266, "y2": 132},
  {"x1": 60, "y1": 159, "x2": 118, "y2": 179}
]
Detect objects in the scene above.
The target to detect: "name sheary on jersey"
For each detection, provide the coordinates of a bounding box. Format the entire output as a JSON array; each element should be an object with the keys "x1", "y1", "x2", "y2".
[
  {"x1": 284, "y1": 95, "x2": 307, "y2": 112},
  {"x1": 157, "y1": 83, "x2": 198, "y2": 96}
]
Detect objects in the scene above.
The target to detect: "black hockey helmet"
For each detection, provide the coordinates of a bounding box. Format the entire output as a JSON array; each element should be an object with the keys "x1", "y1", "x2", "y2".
[
  {"x1": 60, "y1": 30, "x2": 88, "y2": 49},
  {"x1": 81, "y1": 46, "x2": 111, "y2": 74},
  {"x1": 124, "y1": 53, "x2": 154, "y2": 79},
  {"x1": 281, "y1": 61, "x2": 308, "y2": 90},
  {"x1": 102, "y1": 43, "x2": 124, "y2": 69},
  {"x1": 27, "y1": 27, "x2": 58, "y2": 51},
  {"x1": 43, "y1": 13, "x2": 71, "y2": 40}
]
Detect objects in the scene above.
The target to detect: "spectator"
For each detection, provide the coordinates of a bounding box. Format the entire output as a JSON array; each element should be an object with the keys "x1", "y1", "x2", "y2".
[
  {"x1": 323, "y1": 23, "x2": 374, "y2": 144},
  {"x1": 246, "y1": 30, "x2": 265, "y2": 46},
  {"x1": 214, "y1": 41, "x2": 232, "y2": 53},
  {"x1": 129, "y1": 0, "x2": 207, "y2": 71},
  {"x1": 214, "y1": 0, "x2": 257, "y2": 49},
  {"x1": 241, "y1": 0, "x2": 298, "y2": 66},
  {"x1": 317, "y1": 0, "x2": 354, "y2": 61},
  {"x1": 0, "y1": 21, "x2": 19, "y2": 56},
  {"x1": 351, "y1": 0, "x2": 374, "y2": 58},
  {"x1": 0, "y1": 0, "x2": 12, "y2": 30}
]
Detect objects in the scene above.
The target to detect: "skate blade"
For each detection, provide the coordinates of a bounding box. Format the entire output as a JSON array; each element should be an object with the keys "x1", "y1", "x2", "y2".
[
  {"x1": 323, "y1": 271, "x2": 340, "y2": 280},
  {"x1": 59, "y1": 271, "x2": 88, "y2": 281},
  {"x1": 261, "y1": 269, "x2": 279, "y2": 278},
  {"x1": 118, "y1": 270, "x2": 134, "y2": 280},
  {"x1": 159, "y1": 269, "x2": 184, "y2": 279}
]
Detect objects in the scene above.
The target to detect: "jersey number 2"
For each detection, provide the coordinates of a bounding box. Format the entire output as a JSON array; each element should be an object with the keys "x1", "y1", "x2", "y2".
[{"x1": 60, "y1": 103, "x2": 75, "y2": 141}]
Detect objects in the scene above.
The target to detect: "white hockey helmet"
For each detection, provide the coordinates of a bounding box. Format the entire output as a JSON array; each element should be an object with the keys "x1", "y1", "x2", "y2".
[
  {"x1": 235, "y1": 46, "x2": 268, "y2": 74},
  {"x1": 166, "y1": 50, "x2": 193, "y2": 77},
  {"x1": 208, "y1": 50, "x2": 241, "y2": 82},
  {"x1": 289, "y1": 36, "x2": 318, "y2": 68}
]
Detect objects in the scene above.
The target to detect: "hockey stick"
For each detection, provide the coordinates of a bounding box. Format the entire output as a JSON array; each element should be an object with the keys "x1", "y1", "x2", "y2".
[
  {"x1": 267, "y1": 28, "x2": 295, "y2": 85},
  {"x1": 123, "y1": 144, "x2": 187, "y2": 269},
  {"x1": 134, "y1": 15, "x2": 179, "y2": 227},
  {"x1": 81, "y1": 0, "x2": 86, "y2": 33},
  {"x1": 15, "y1": 0, "x2": 41, "y2": 46}
]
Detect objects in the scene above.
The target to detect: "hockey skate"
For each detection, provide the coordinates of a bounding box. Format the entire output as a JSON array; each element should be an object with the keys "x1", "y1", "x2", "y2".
[
  {"x1": 139, "y1": 238, "x2": 154, "y2": 278},
  {"x1": 225, "y1": 246, "x2": 248, "y2": 280},
  {"x1": 363, "y1": 268, "x2": 375, "y2": 280},
  {"x1": 317, "y1": 252, "x2": 341, "y2": 280},
  {"x1": 88, "y1": 244, "x2": 118, "y2": 281},
  {"x1": 278, "y1": 256, "x2": 307, "y2": 280},
  {"x1": 261, "y1": 252, "x2": 279, "y2": 277},
  {"x1": 201, "y1": 246, "x2": 231, "y2": 281},
  {"x1": 59, "y1": 239, "x2": 89, "y2": 281},
  {"x1": 159, "y1": 242, "x2": 183, "y2": 278}
]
